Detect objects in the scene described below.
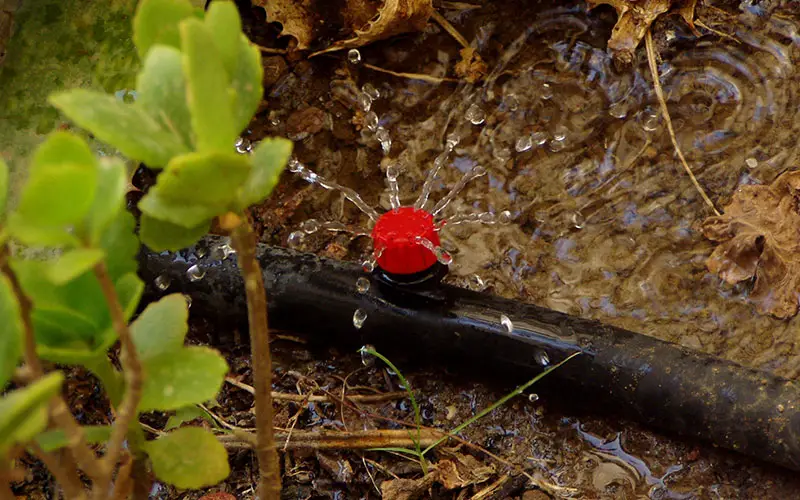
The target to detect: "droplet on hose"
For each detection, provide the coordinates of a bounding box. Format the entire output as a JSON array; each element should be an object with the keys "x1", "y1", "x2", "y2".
[
  {"x1": 187, "y1": 264, "x2": 205, "y2": 282},
  {"x1": 348, "y1": 49, "x2": 362, "y2": 64},
  {"x1": 528, "y1": 393, "x2": 539, "y2": 403},
  {"x1": 500, "y1": 314, "x2": 513, "y2": 333},
  {"x1": 356, "y1": 277, "x2": 370, "y2": 293},
  {"x1": 535, "y1": 350, "x2": 550, "y2": 367},
  {"x1": 353, "y1": 309, "x2": 367, "y2": 329},
  {"x1": 154, "y1": 274, "x2": 171, "y2": 291},
  {"x1": 359, "y1": 344, "x2": 376, "y2": 365}
]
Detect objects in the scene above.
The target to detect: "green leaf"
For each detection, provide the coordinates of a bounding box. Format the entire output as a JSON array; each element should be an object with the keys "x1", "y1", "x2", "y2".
[
  {"x1": 46, "y1": 249, "x2": 105, "y2": 286},
  {"x1": 180, "y1": 18, "x2": 237, "y2": 153},
  {"x1": 87, "y1": 158, "x2": 127, "y2": 244},
  {"x1": 231, "y1": 35, "x2": 263, "y2": 134},
  {"x1": 139, "y1": 215, "x2": 209, "y2": 252},
  {"x1": 0, "y1": 275, "x2": 23, "y2": 390},
  {"x1": 133, "y1": 0, "x2": 196, "y2": 60},
  {"x1": 30, "y1": 132, "x2": 96, "y2": 174},
  {"x1": 164, "y1": 405, "x2": 214, "y2": 431},
  {"x1": 139, "y1": 346, "x2": 228, "y2": 412},
  {"x1": 0, "y1": 372, "x2": 63, "y2": 451},
  {"x1": 205, "y1": 1, "x2": 241, "y2": 77},
  {"x1": 131, "y1": 294, "x2": 188, "y2": 360},
  {"x1": 137, "y1": 46, "x2": 193, "y2": 150},
  {"x1": 116, "y1": 273, "x2": 145, "y2": 323},
  {"x1": 15, "y1": 165, "x2": 97, "y2": 227},
  {"x1": 149, "y1": 152, "x2": 252, "y2": 205},
  {"x1": 49, "y1": 90, "x2": 189, "y2": 168},
  {"x1": 4, "y1": 215, "x2": 80, "y2": 248},
  {"x1": 144, "y1": 427, "x2": 230, "y2": 489},
  {"x1": 139, "y1": 194, "x2": 218, "y2": 228},
  {"x1": 0, "y1": 158, "x2": 10, "y2": 218},
  {"x1": 99, "y1": 210, "x2": 139, "y2": 282},
  {"x1": 35, "y1": 425, "x2": 112, "y2": 453},
  {"x1": 238, "y1": 138, "x2": 292, "y2": 208}
]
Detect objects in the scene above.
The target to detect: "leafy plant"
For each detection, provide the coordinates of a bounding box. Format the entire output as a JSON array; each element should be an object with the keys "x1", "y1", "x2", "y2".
[{"x1": 0, "y1": 0, "x2": 291, "y2": 498}]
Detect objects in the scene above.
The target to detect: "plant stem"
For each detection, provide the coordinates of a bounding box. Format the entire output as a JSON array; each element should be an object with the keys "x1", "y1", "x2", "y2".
[
  {"x1": 0, "y1": 246, "x2": 102, "y2": 485},
  {"x1": 229, "y1": 216, "x2": 281, "y2": 499},
  {"x1": 92, "y1": 261, "x2": 143, "y2": 500}
]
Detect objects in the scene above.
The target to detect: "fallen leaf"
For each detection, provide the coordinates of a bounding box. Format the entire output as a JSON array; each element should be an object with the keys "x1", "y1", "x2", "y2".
[
  {"x1": 258, "y1": 0, "x2": 317, "y2": 50},
  {"x1": 381, "y1": 473, "x2": 438, "y2": 500},
  {"x1": 436, "y1": 452, "x2": 495, "y2": 489},
  {"x1": 587, "y1": 0, "x2": 697, "y2": 67},
  {"x1": 454, "y1": 47, "x2": 488, "y2": 84},
  {"x1": 702, "y1": 171, "x2": 800, "y2": 319}
]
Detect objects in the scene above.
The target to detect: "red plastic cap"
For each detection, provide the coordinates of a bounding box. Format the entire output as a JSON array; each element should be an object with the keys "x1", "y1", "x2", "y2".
[{"x1": 371, "y1": 207, "x2": 440, "y2": 275}]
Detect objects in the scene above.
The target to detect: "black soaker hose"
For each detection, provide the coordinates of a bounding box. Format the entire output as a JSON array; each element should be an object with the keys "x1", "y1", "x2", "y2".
[{"x1": 139, "y1": 236, "x2": 800, "y2": 472}]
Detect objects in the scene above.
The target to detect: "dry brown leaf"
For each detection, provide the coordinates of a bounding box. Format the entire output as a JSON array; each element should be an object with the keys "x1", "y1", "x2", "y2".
[
  {"x1": 587, "y1": 0, "x2": 698, "y2": 67},
  {"x1": 436, "y1": 453, "x2": 495, "y2": 489},
  {"x1": 454, "y1": 47, "x2": 488, "y2": 83},
  {"x1": 702, "y1": 171, "x2": 800, "y2": 319},
  {"x1": 312, "y1": 0, "x2": 434, "y2": 56},
  {"x1": 257, "y1": 0, "x2": 317, "y2": 50},
  {"x1": 380, "y1": 473, "x2": 438, "y2": 500}
]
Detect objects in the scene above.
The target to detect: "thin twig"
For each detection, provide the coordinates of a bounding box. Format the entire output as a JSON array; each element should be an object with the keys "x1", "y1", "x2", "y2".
[
  {"x1": 363, "y1": 63, "x2": 458, "y2": 84},
  {"x1": 229, "y1": 216, "x2": 281, "y2": 500},
  {"x1": 695, "y1": 20, "x2": 740, "y2": 43},
  {"x1": 255, "y1": 44, "x2": 288, "y2": 54},
  {"x1": 472, "y1": 474, "x2": 510, "y2": 500},
  {"x1": 218, "y1": 428, "x2": 442, "y2": 451},
  {"x1": 0, "y1": 246, "x2": 102, "y2": 484},
  {"x1": 30, "y1": 445, "x2": 87, "y2": 500},
  {"x1": 431, "y1": 10, "x2": 470, "y2": 49},
  {"x1": 645, "y1": 30, "x2": 720, "y2": 216},
  {"x1": 225, "y1": 376, "x2": 407, "y2": 403},
  {"x1": 92, "y1": 261, "x2": 143, "y2": 500}
]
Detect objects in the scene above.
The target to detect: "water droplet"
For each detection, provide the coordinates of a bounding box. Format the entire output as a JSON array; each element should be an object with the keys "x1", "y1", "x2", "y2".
[
  {"x1": 301, "y1": 219, "x2": 321, "y2": 234},
  {"x1": 356, "y1": 277, "x2": 370, "y2": 293},
  {"x1": 347, "y1": 49, "x2": 362, "y2": 64},
  {"x1": 746, "y1": 157, "x2": 758, "y2": 169},
  {"x1": 471, "y1": 166, "x2": 487, "y2": 177},
  {"x1": 353, "y1": 309, "x2": 367, "y2": 329},
  {"x1": 777, "y1": 404, "x2": 786, "y2": 413},
  {"x1": 515, "y1": 135, "x2": 533, "y2": 153},
  {"x1": 183, "y1": 294, "x2": 192, "y2": 309},
  {"x1": 220, "y1": 243, "x2": 236, "y2": 259},
  {"x1": 642, "y1": 115, "x2": 660, "y2": 132},
  {"x1": 359, "y1": 344, "x2": 376, "y2": 365},
  {"x1": 154, "y1": 274, "x2": 171, "y2": 291},
  {"x1": 465, "y1": 104, "x2": 486, "y2": 125},
  {"x1": 446, "y1": 132, "x2": 460, "y2": 149},
  {"x1": 548, "y1": 139, "x2": 566, "y2": 152},
  {"x1": 362, "y1": 258, "x2": 376, "y2": 272},
  {"x1": 571, "y1": 211, "x2": 585, "y2": 229},
  {"x1": 362, "y1": 83, "x2": 380, "y2": 100},
  {"x1": 386, "y1": 164, "x2": 400, "y2": 181},
  {"x1": 287, "y1": 231, "x2": 305, "y2": 248},
  {"x1": 288, "y1": 159, "x2": 304, "y2": 173},
  {"x1": 528, "y1": 393, "x2": 539, "y2": 403},
  {"x1": 376, "y1": 127, "x2": 392, "y2": 154},
  {"x1": 434, "y1": 247, "x2": 453, "y2": 266},
  {"x1": 535, "y1": 350, "x2": 550, "y2": 367},
  {"x1": 468, "y1": 274, "x2": 485, "y2": 291},
  {"x1": 494, "y1": 147, "x2": 512, "y2": 162},
  {"x1": 540, "y1": 83, "x2": 553, "y2": 100},
  {"x1": 365, "y1": 111, "x2": 379, "y2": 132},
  {"x1": 500, "y1": 314, "x2": 513, "y2": 333},
  {"x1": 498, "y1": 210, "x2": 512, "y2": 224},
  {"x1": 358, "y1": 92, "x2": 373, "y2": 112},
  {"x1": 187, "y1": 264, "x2": 205, "y2": 282},
  {"x1": 553, "y1": 125, "x2": 568, "y2": 142},
  {"x1": 608, "y1": 100, "x2": 628, "y2": 119},
  {"x1": 235, "y1": 137, "x2": 252, "y2": 154},
  {"x1": 479, "y1": 212, "x2": 494, "y2": 223},
  {"x1": 532, "y1": 131, "x2": 548, "y2": 146},
  {"x1": 504, "y1": 94, "x2": 519, "y2": 111}
]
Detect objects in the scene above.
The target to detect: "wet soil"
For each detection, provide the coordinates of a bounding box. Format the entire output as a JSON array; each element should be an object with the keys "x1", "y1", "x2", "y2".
[{"x1": 9, "y1": 0, "x2": 800, "y2": 498}]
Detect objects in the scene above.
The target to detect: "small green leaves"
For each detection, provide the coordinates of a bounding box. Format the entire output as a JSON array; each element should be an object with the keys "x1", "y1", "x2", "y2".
[
  {"x1": 139, "y1": 347, "x2": 228, "y2": 412},
  {"x1": 17, "y1": 166, "x2": 97, "y2": 226},
  {"x1": 0, "y1": 158, "x2": 8, "y2": 218},
  {"x1": 131, "y1": 294, "x2": 188, "y2": 360},
  {"x1": 144, "y1": 427, "x2": 230, "y2": 489},
  {"x1": 0, "y1": 372, "x2": 64, "y2": 453},
  {"x1": 139, "y1": 215, "x2": 209, "y2": 252},
  {"x1": 46, "y1": 249, "x2": 105, "y2": 285},
  {"x1": 164, "y1": 405, "x2": 214, "y2": 431},
  {"x1": 49, "y1": 91, "x2": 188, "y2": 168},
  {"x1": 133, "y1": 0, "x2": 196, "y2": 60},
  {"x1": 0, "y1": 275, "x2": 23, "y2": 389},
  {"x1": 35, "y1": 425, "x2": 112, "y2": 453},
  {"x1": 238, "y1": 138, "x2": 293, "y2": 209},
  {"x1": 137, "y1": 46, "x2": 193, "y2": 150},
  {"x1": 181, "y1": 18, "x2": 237, "y2": 153},
  {"x1": 231, "y1": 35, "x2": 263, "y2": 134},
  {"x1": 87, "y1": 158, "x2": 127, "y2": 244},
  {"x1": 205, "y1": 2, "x2": 242, "y2": 77}
]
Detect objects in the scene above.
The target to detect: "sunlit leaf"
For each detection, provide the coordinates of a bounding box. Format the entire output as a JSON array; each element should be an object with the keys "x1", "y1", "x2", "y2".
[
  {"x1": 137, "y1": 46, "x2": 193, "y2": 150},
  {"x1": 139, "y1": 194, "x2": 218, "y2": 228},
  {"x1": 180, "y1": 18, "x2": 237, "y2": 153},
  {"x1": 4, "y1": 215, "x2": 79, "y2": 248},
  {"x1": 15, "y1": 165, "x2": 97, "y2": 227},
  {"x1": 30, "y1": 131, "x2": 96, "y2": 173},
  {"x1": 238, "y1": 138, "x2": 292, "y2": 208},
  {"x1": 46, "y1": 249, "x2": 105, "y2": 286},
  {"x1": 87, "y1": 157, "x2": 127, "y2": 244},
  {"x1": 116, "y1": 272, "x2": 145, "y2": 322},
  {"x1": 205, "y1": 1, "x2": 241, "y2": 77},
  {"x1": 149, "y1": 151, "x2": 251, "y2": 205},
  {"x1": 49, "y1": 90, "x2": 189, "y2": 168},
  {"x1": 231, "y1": 35, "x2": 263, "y2": 134},
  {"x1": 35, "y1": 425, "x2": 112, "y2": 453},
  {"x1": 99, "y1": 209, "x2": 139, "y2": 282},
  {"x1": 0, "y1": 372, "x2": 63, "y2": 452},
  {"x1": 131, "y1": 294, "x2": 188, "y2": 360},
  {"x1": 133, "y1": 0, "x2": 196, "y2": 60},
  {"x1": 144, "y1": 427, "x2": 230, "y2": 489},
  {"x1": 139, "y1": 215, "x2": 209, "y2": 252},
  {"x1": 0, "y1": 275, "x2": 23, "y2": 389},
  {"x1": 139, "y1": 346, "x2": 228, "y2": 412}
]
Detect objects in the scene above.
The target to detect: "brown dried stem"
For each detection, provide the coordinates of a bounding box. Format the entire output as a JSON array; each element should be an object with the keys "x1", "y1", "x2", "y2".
[
  {"x1": 225, "y1": 376, "x2": 408, "y2": 403},
  {"x1": 218, "y1": 428, "x2": 442, "y2": 451},
  {"x1": 229, "y1": 215, "x2": 281, "y2": 500},
  {"x1": 0, "y1": 246, "x2": 102, "y2": 485},
  {"x1": 430, "y1": 9, "x2": 469, "y2": 49},
  {"x1": 645, "y1": 29, "x2": 720, "y2": 216},
  {"x1": 92, "y1": 261, "x2": 143, "y2": 500}
]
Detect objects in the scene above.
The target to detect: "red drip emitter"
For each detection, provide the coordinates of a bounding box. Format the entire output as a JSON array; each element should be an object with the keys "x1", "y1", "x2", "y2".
[{"x1": 371, "y1": 207, "x2": 440, "y2": 275}]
